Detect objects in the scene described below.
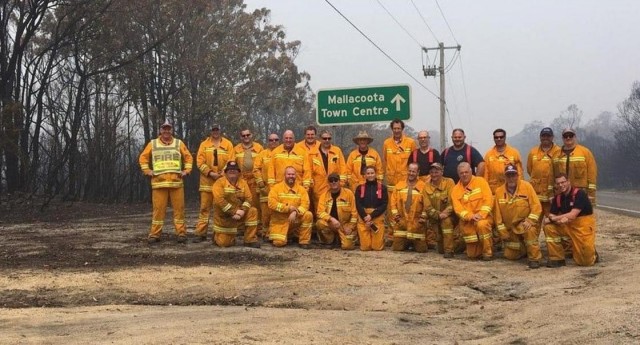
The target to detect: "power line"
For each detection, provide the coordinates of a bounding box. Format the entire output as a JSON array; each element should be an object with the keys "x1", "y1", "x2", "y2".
[
  {"x1": 410, "y1": 0, "x2": 439, "y2": 43},
  {"x1": 324, "y1": 0, "x2": 440, "y2": 100},
  {"x1": 375, "y1": 0, "x2": 423, "y2": 48},
  {"x1": 434, "y1": 0, "x2": 458, "y2": 44}
]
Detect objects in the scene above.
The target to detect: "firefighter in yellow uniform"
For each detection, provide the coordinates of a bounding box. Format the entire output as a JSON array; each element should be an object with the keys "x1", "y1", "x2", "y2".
[
  {"x1": 345, "y1": 131, "x2": 384, "y2": 192},
  {"x1": 527, "y1": 127, "x2": 561, "y2": 217},
  {"x1": 422, "y1": 163, "x2": 461, "y2": 258},
  {"x1": 390, "y1": 163, "x2": 427, "y2": 252},
  {"x1": 355, "y1": 166, "x2": 388, "y2": 251},
  {"x1": 553, "y1": 128, "x2": 597, "y2": 204},
  {"x1": 483, "y1": 128, "x2": 524, "y2": 193},
  {"x1": 193, "y1": 124, "x2": 235, "y2": 242},
  {"x1": 268, "y1": 166, "x2": 313, "y2": 248},
  {"x1": 494, "y1": 165, "x2": 543, "y2": 268},
  {"x1": 309, "y1": 130, "x2": 347, "y2": 210},
  {"x1": 139, "y1": 120, "x2": 193, "y2": 244},
  {"x1": 211, "y1": 161, "x2": 260, "y2": 248},
  {"x1": 316, "y1": 173, "x2": 358, "y2": 250},
  {"x1": 543, "y1": 173, "x2": 598, "y2": 267},
  {"x1": 253, "y1": 133, "x2": 280, "y2": 238},
  {"x1": 451, "y1": 162, "x2": 494, "y2": 260},
  {"x1": 268, "y1": 130, "x2": 311, "y2": 190},
  {"x1": 233, "y1": 129, "x2": 264, "y2": 219},
  {"x1": 383, "y1": 119, "x2": 417, "y2": 194}
]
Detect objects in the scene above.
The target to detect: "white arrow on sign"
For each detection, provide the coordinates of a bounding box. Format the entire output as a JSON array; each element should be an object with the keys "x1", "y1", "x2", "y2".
[{"x1": 390, "y1": 94, "x2": 406, "y2": 111}]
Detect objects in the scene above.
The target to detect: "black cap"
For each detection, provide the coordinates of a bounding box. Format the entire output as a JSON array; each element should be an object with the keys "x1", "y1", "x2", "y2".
[
  {"x1": 224, "y1": 161, "x2": 241, "y2": 172},
  {"x1": 540, "y1": 127, "x2": 553, "y2": 136}
]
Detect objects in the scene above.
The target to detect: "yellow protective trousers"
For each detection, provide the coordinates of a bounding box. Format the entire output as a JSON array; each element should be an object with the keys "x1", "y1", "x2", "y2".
[
  {"x1": 213, "y1": 207, "x2": 259, "y2": 247},
  {"x1": 269, "y1": 211, "x2": 313, "y2": 247},
  {"x1": 459, "y1": 217, "x2": 493, "y2": 259},
  {"x1": 544, "y1": 215, "x2": 596, "y2": 266},
  {"x1": 149, "y1": 187, "x2": 186, "y2": 239},
  {"x1": 259, "y1": 199, "x2": 271, "y2": 238},
  {"x1": 502, "y1": 228, "x2": 542, "y2": 262},
  {"x1": 430, "y1": 216, "x2": 458, "y2": 254},
  {"x1": 194, "y1": 191, "x2": 213, "y2": 238},
  {"x1": 316, "y1": 219, "x2": 355, "y2": 250},
  {"x1": 357, "y1": 208, "x2": 385, "y2": 251},
  {"x1": 392, "y1": 217, "x2": 427, "y2": 253}
]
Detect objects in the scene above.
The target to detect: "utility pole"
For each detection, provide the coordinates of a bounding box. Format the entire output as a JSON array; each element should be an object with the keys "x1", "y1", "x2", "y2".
[{"x1": 422, "y1": 43, "x2": 461, "y2": 151}]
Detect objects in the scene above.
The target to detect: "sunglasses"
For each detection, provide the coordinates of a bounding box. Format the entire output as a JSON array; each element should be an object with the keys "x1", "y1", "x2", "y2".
[
  {"x1": 418, "y1": 137, "x2": 429, "y2": 140},
  {"x1": 328, "y1": 177, "x2": 340, "y2": 183},
  {"x1": 269, "y1": 138, "x2": 279, "y2": 142},
  {"x1": 493, "y1": 136, "x2": 505, "y2": 140},
  {"x1": 241, "y1": 134, "x2": 251, "y2": 138},
  {"x1": 321, "y1": 137, "x2": 332, "y2": 141},
  {"x1": 563, "y1": 133, "x2": 575, "y2": 139}
]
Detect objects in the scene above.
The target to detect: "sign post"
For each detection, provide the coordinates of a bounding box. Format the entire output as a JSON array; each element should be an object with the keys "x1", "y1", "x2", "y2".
[{"x1": 316, "y1": 84, "x2": 411, "y2": 125}]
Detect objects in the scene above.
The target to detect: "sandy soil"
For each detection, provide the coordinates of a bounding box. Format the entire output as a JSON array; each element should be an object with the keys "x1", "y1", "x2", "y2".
[{"x1": 1, "y1": 202, "x2": 639, "y2": 344}]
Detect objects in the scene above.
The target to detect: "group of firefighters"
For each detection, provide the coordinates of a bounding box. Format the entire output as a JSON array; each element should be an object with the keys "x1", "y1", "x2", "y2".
[{"x1": 139, "y1": 118, "x2": 598, "y2": 268}]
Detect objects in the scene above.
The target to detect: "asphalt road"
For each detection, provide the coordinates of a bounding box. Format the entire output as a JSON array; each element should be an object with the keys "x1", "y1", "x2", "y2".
[{"x1": 596, "y1": 190, "x2": 640, "y2": 217}]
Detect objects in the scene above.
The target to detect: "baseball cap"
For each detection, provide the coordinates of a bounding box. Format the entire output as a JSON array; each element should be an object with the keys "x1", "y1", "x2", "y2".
[
  {"x1": 540, "y1": 127, "x2": 553, "y2": 136},
  {"x1": 429, "y1": 162, "x2": 444, "y2": 170},
  {"x1": 504, "y1": 165, "x2": 518, "y2": 175},
  {"x1": 211, "y1": 124, "x2": 221, "y2": 130},
  {"x1": 562, "y1": 128, "x2": 576, "y2": 135},
  {"x1": 327, "y1": 172, "x2": 340, "y2": 182},
  {"x1": 160, "y1": 120, "x2": 172, "y2": 129},
  {"x1": 224, "y1": 161, "x2": 241, "y2": 172}
]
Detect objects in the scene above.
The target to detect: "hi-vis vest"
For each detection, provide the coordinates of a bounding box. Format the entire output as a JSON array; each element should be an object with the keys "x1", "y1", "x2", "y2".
[{"x1": 152, "y1": 139, "x2": 183, "y2": 175}]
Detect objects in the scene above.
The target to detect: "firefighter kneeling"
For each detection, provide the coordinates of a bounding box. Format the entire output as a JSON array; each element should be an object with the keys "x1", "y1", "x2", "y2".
[
  {"x1": 391, "y1": 163, "x2": 428, "y2": 252},
  {"x1": 493, "y1": 165, "x2": 543, "y2": 268},
  {"x1": 268, "y1": 166, "x2": 313, "y2": 249},
  {"x1": 211, "y1": 161, "x2": 260, "y2": 248},
  {"x1": 543, "y1": 173, "x2": 598, "y2": 267},
  {"x1": 316, "y1": 173, "x2": 358, "y2": 250}
]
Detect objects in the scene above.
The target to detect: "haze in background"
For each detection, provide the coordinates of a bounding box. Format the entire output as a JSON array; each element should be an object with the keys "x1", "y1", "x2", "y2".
[{"x1": 244, "y1": 0, "x2": 640, "y2": 152}]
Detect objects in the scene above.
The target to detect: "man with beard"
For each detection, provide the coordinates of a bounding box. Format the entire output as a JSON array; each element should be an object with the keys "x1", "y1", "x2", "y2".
[
  {"x1": 441, "y1": 128, "x2": 484, "y2": 183},
  {"x1": 390, "y1": 163, "x2": 428, "y2": 252},
  {"x1": 422, "y1": 163, "x2": 461, "y2": 258},
  {"x1": 268, "y1": 166, "x2": 313, "y2": 249}
]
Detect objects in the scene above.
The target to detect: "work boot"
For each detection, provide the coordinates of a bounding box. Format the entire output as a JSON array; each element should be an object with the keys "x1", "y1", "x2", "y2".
[
  {"x1": 482, "y1": 255, "x2": 494, "y2": 261},
  {"x1": 192, "y1": 236, "x2": 206, "y2": 243},
  {"x1": 443, "y1": 252, "x2": 454, "y2": 259},
  {"x1": 546, "y1": 259, "x2": 566, "y2": 268},
  {"x1": 147, "y1": 237, "x2": 160, "y2": 245},
  {"x1": 176, "y1": 236, "x2": 187, "y2": 244},
  {"x1": 298, "y1": 243, "x2": 310, "y2": 250},
  {"x1": 528, "y1": 261, "x2": 540, "y2": 269},
  {"x1": 244, "y1": 241, "x2": 261, "y2": 249},
  {"x1": 595, "y1": 251, "x2": 600, "y2": 264}
]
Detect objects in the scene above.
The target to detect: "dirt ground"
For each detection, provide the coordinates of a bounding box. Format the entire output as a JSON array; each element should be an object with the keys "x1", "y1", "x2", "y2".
[{"x1": 1, "y1": 200, "x2": 639, "y2": 345}]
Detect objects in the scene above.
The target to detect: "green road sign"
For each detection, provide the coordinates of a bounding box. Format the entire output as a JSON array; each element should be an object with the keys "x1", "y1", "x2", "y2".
[{"x1": 316, "y1": 84, "x2": 411, "y2": 125}]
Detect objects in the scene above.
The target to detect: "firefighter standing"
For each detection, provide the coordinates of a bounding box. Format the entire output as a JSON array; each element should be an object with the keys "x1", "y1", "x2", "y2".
[{"x1": 139, "y1": 120, "x2": 193, "y2": 244}]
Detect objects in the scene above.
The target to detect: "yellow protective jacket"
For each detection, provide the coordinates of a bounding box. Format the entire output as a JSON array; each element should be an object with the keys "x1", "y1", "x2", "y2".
[
  {"x1": 527, "y1": 144, "x2": 561, "y2": 202},
  {"x1": 295, "y1": 140, "x2": 321, "y2": 155},
  {"x1": 196, "y1": 136, "x2": 235, "y2": 192},
  {"x1": 553, "y1": 144, "x2": 597, "y2": 202},
  {"x1": 212, "y1": 176, "x2": 253, "y2": 217},
  {"x1": 345, "y1": 147, "x2": 383, "y2": 189},
  {"x1": 268, "y1": 144, "x2": 312, "y2": 189},
  {"x1": 253, "y1": 148, "x2": 274, "y2": 202},
  {"x1": 390, "y1": 180, "x2": 427, "y2": 221},
  {"x1": 268, "y1": 181, "x2": 310, "y2": 221},
  {"x1": 139, "y1": 137, "x2": 193, "y2": 189},
  {"x1": 309, "y1": 145, "x2": 347, "y2": 194},
  {"x1": 483, "y1": 144, "x2": 524, "y2": 193},
  {"x1": 233, "y1": 142, "x2": 264, "y2": 180},
  {"x1": 383, "y1": 135, "x2": 417, "y2": 192},
  {"x1": 451, "y1": 176, "x2": 493, "y2": 221},
  {"x1": 422, "y1": 177, "x2": 455, "y2": 220},
  {"x1": 316, "y1": 187, "x2": 358, "y2": 226},
  {"x1": 493, "y1": 180, "x2": 542, "y2": 237}
]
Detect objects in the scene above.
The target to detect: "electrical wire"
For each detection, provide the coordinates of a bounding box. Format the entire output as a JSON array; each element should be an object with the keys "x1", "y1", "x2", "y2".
[
  {"x1": 324, "y1": 0, "x2": 440, "y2": 100},
  {"x1": 434, "y1": 0, "x2": 458, "y2": 44},
  {"x1": 375, "y1": 0, "x2": 424, "y2": 48},
  {"x1": 410, "y1": 0, "x2": 439, "y2": 43}
]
